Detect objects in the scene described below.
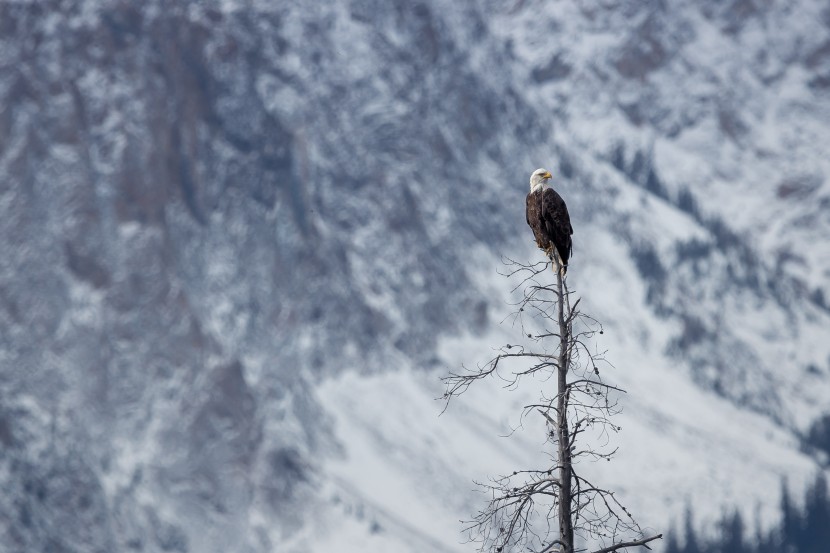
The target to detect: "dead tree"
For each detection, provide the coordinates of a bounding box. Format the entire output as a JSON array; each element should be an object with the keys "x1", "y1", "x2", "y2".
[{"x1": 442, "y1": 256, "x2": 661, "y2": 553}]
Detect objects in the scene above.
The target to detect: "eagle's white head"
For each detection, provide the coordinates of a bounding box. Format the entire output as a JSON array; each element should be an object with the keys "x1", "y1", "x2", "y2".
[{"x1": 529, "y1": 168, "x2": 553, "y2": 193}]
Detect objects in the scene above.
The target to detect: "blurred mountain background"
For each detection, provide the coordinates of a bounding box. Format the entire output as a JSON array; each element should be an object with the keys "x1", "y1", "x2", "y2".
[{"x1": 1, "y1": 1, "x2": 830, "y2": 552}]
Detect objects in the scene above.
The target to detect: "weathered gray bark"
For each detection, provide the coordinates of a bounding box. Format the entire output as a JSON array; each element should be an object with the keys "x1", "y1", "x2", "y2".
[{"x1": 555, "y1": 260, "x2": 574, "y2": 553}]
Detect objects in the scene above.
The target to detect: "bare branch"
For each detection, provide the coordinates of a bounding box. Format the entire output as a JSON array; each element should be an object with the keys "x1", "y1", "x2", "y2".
[
  {"x1": 537, "y1": 408, "x2": 557, "y2": 427},
  {"x1": 589, "y1": 534, "x2": 663, "y2": 553},
  {"x1": 568, "y1": 379, "x2": 627, "y2": 394}
]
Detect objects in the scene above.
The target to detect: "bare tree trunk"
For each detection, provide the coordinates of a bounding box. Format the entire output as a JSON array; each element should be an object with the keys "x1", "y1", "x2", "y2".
[
  {"x1": 555, "y1": 260, "x2": 574, "y2": 552},
  {"x1": 442, "y1": 255, "x2": 661, "y2": 553}
]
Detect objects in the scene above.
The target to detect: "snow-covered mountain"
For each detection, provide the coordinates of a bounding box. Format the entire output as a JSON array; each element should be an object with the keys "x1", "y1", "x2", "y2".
[{"x1": 1, "y1": 1, "x2": 829, "y2": 551}]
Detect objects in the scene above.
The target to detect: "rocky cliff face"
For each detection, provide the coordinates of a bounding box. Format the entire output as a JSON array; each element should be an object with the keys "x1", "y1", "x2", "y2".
[{"x1": 1, "y1": 1, "x2": 829, "y2": 552}]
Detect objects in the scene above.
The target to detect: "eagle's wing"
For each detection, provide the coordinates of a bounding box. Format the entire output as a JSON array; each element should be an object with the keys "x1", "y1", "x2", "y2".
[
  {"x1": 541, "y1": 188, "x2": 573, "y2": 264},
  {"x1": 526, "y1": 191, "x2": 547, "y2": 249}
]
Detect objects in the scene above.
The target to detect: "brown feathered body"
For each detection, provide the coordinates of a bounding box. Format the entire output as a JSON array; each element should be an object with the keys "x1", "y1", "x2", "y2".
[{"x1": 526, "y1": 187, "x2": 573, "y2": 273}]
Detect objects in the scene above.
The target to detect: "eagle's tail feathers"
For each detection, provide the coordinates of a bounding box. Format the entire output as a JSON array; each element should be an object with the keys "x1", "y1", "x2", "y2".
[{"x1": 546, "y1": 249, "x2": 567, "y2": 277}]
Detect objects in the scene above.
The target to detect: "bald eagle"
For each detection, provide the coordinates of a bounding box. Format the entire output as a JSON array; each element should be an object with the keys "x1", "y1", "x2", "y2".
[{"x1": 526, "y1": 168, "x2": 573, "y2": 274}]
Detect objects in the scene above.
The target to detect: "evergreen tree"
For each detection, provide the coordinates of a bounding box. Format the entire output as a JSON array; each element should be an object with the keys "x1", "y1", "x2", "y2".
[
  {"x1": 753, "y1": 506, "x2": 776, "y2": 553},
  {"x1": 717, "y1": 510, "x2": 745, "y2": 553},
  {"x1": 682, "y1": 506, "x2": 701, "y2": 553},
  {"x1": 664, "y1": 523, "x2": 681, "y2": 553},
  {"x1": 780, "y1": 478, "x2": 800, "y2": 552},
  {"x1": 670, "y1": 474, "x2": 830, "y2": 553},
  {"x1": 802, "y1": 473, "x2": 830, "y2": 553}
]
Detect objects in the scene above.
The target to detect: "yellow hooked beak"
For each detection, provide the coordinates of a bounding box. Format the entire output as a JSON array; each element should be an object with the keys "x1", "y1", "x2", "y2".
[{"x1": 543, "y1": 171, "x2": 552, "y2": 179}]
